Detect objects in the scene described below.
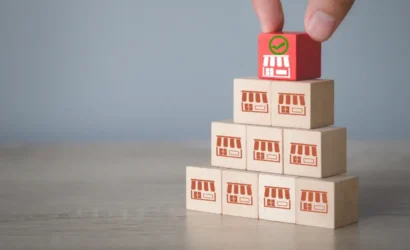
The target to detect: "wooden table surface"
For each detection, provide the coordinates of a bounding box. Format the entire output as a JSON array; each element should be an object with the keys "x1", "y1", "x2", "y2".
[{"x1": 0, "y1": 140, "x2": 409, "y2": 250}]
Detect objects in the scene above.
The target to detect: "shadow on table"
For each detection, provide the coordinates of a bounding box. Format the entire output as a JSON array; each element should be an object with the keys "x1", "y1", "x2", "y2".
[
  {"x1": 356, "y1": 156, "x2": 410, "y2": 219},
  {"x1": 184, "y1": 211, "x2": 359, "y2": 250},
  {"x1": 360, "y1": 185, "x2": 410, "y2": 219}
]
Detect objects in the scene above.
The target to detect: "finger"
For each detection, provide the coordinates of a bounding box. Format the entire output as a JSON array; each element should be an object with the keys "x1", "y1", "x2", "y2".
[
  {"x1": 252, "y1": 0, "x2": 284, "y2": 33},
  {"x1": 305, "y1": 0, "x2": 355, "y2": 41}
]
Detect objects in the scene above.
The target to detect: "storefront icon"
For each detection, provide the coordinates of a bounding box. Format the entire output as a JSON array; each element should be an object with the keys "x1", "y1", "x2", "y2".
[
  {"x1": 300, "y1": 190, "x2": 328, "y2": 214},
  {"x1": 241, "y1": 90, "x2": 269, "y2": 113},
  {"x1": 227, "y1": 182, "x2": 253, "y2": 206},
  {"x1": 264, "y1": 186, "x2": 291, "y2": 210},
  {"x1": 278, "y1": 93, "x2": 306, "y2": 116},
  {"x1": 262, "y1": 55, "x2": 291, "y2": 78},
  {"x1": 216, "y1": 135, "x2": 243, "y2": 159},
  {"x1": 290, "y1": 143, "x2": 318, "y2": 167},
  {"x1": 253, "y1": 139, "x2": 280, "y2": 163},
  {"x1": 190, "y1": 179, "x2": 216, "y2": 202}
]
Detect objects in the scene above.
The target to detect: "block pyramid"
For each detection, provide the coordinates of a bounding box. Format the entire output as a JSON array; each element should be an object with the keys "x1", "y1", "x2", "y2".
[{"x1": 186, "y1": 32, "x2": 359, "y2": 229}]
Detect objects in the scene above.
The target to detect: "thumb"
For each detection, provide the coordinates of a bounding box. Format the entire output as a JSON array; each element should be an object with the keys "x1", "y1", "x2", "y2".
[{"x1": 305, "y1": 0, "x2": 355, "y2": 41}]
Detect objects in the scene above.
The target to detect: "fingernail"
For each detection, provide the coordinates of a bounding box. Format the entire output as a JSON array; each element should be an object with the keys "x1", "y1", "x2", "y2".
[{"x1": 307, "y1": 10, "x2": 336, "y2": 41}]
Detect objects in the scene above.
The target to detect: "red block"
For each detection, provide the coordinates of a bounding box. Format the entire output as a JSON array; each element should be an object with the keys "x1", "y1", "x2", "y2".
[{"x1": 258, "y1": 32, "x2": 321, "y2": 81}]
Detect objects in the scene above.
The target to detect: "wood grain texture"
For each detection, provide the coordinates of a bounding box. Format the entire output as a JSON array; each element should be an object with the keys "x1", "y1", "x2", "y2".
[{"x1": 0, "y1": 141, "x2": 410, "y2": 249}]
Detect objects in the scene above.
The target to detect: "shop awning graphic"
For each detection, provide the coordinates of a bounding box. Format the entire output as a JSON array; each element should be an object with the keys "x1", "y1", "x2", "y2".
[
  {"x1": 290, "y1": 143, "x2": 318, "y2": 167},
  {"x1": 217, "y1": 136, "x2": 242, "y2": 149},
  {"x1": 262, "y1": 55, "x2": 291, "y2": 78},
  {"x1": 300, "y1": 189, "x2": 328, "y2": 214},
  {"x1": 279, "y1": 93, "x2": 305, "y2": 106},
  {"x1": 263, "y1": 55, "x2": 290, "y2": 67},
  {"x1": 278, "y1": 93, "x2": 306, "y2": 116},
  {"x1": 254, "y1": 139, "x2": 280, "y2": 152},
  {"x1": 216, "y1": 135, "x2": 243, "y2": 159},
  {"x1": 264, "y1": 186, "x2": 291, "y2": 209},
  {"x1": 191, "y1": 179, "x2": 216, "y2": 192},
  {"x1": 290, "y1": 143, "x2": 317, "y2": 156},
  {"x1": 226, "y1": 182, "x2": 253, "y2": 206},
  {"x1": 253, "y1": 139, "x2": 281, "y2": 163},
  {"x1": 264, "y1": 186, "x2": 290, "y2": 199},
  {"x1": 190, "y1": 179, "x2": 216, "y2": 202},
  {"x1": 241, "y1": 90, "x2": 269, "y2": 113}
]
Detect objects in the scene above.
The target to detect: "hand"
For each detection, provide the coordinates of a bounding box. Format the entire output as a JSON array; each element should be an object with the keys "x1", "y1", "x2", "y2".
[{"x1": 252, "y1": 0, "x2": 355, "y2": 42}]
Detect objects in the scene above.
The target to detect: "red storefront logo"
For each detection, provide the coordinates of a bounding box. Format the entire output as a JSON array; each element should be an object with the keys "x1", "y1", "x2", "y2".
[
  {"x1": 264, "y1": 186, "x2": 291, "y2": 210},
  {"x1": 290, "y1": 143, "x2": 318, "y2": 167},
  {"x1": 216, "y1": 135, "x2": 242, "y2": 159},
  {"x1": 278, "y1": 93, "x2": 306, "y2": 116},
  {"x1": 226, "y1": 182, "x2": 253, "y2": 206},
  {"x1": 253, "y1": 139, "x2": 281, "y2": 163},
  {"x1": 190, "y1": 179, "x2": 216, "y2": 202},
  {"x1": 300, "y1": 190, "x2": 328, "y2": 214},
  {"x1": 241, "y1": 90, "x2": 269, "y2": 113}
]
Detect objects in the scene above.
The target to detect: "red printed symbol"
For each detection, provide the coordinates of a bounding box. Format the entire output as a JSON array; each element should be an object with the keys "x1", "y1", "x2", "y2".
[
  {"x1": 253, "y1": 139, "x2": 280, "y2": 163},
  {"x1": 264, "y1": 186, "x2": 291, "y2": 210},
  {"x1": 216, "y1": 135, "x2": 242, "y2": 159},
  {"x1": 190, "y1": 179, "x2": 216, "y2": 202},
  {"x1": 290, "y1": 143, "x2": 318, "y2": 167},
  {"x1": 241, "y1": 91, "x2": 269, "y2": 113},
  {"x1": 226, "y1": 182, "x2": 253, "y2": 206},
  {"x1": 300, "y1": 190, "x2": 328, "y2": 214},
  {"x1": 278, "y1": 93, "x2": 306, "y2": 116}
]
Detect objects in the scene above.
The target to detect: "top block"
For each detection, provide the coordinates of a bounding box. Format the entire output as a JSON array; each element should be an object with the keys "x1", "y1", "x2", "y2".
[{"x1": 258, "y1": 32, "x2": 321, "y2": 81}]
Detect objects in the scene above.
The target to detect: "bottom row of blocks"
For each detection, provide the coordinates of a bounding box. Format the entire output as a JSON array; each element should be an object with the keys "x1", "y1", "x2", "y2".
[{"x1": 186, "y1": 166, "x2": 359, "y2": 229}]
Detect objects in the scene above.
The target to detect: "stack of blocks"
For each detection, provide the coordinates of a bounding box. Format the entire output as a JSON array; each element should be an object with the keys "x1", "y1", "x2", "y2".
[{"x1": 186, "y1": 32, "x2": 359, "y2": 229}]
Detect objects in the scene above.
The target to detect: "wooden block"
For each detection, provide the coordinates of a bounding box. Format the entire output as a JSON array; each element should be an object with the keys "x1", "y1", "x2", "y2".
[
  {"x1": 258, "y1": 173, "x2": 297, "y2": 223},
  {"x1": 271, "y1": 79, "x2": 334, "y2": 129},
  {"x1": 296, "y1": 175, "x2": 359, "y2": 229},
  {"x1": 186, "y1": 166, "x2": 222, "y2": 214},
  {"x1": 284, "y1": 126, "x2": 346, "y2": 178},
  {"x1": 246, "y1": 125, "x2": 283, "y2": 174},
  {"x1": 222, "y1": 169, "x2": 258, "y2": 219},
  {"x1": 258, "y1": 32, "x2": 321, "y2": 81},
  {"x1": 233, "y1": 77, "x2": 272, "y2": 126},
  {"x1": 232, "y1": 77, "x2": 334, "y2": 129},
  {"x1": 211, "y1": 120, "x2": 247, "y2": 170}
]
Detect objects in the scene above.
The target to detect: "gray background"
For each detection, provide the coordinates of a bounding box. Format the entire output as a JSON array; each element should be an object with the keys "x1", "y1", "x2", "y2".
[{"x1": 0, "y1": 0, "x2": 409, "y2": 143}]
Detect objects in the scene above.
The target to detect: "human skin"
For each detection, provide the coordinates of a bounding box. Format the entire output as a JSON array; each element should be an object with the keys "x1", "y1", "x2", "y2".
[{"x1": 251, "y1": 0, "x2": 355, "y2": 42}]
